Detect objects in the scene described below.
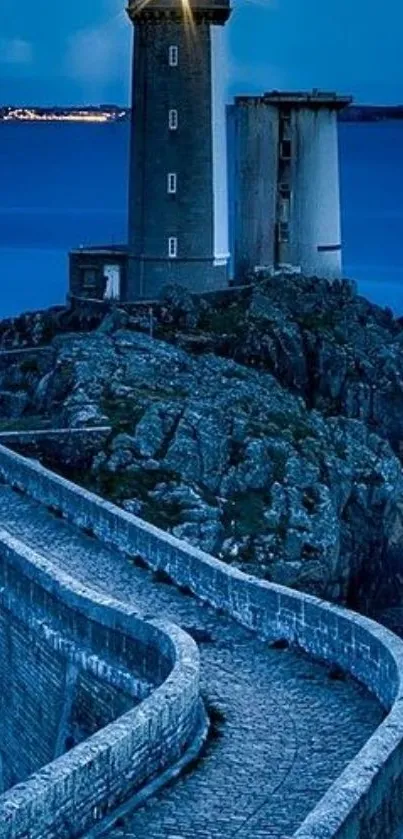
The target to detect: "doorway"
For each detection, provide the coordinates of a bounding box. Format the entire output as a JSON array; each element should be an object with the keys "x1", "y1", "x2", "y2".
[{"x1": 103, "y1": 264, "x2": 121, "y2": 300}]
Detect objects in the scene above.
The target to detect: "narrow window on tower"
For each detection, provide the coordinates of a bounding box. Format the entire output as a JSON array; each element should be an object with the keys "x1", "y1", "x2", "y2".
[
  {"x1": 280, "y1": 139, "x2": 292, "y2": 160},
  {"x1": 168, "y1": 237, "x2": 178, "y2": 258},
  {"x1": 279, "y1": 197, "x2": 290, "y2": 222},
  {"x1": 169, "y1": 46, "x2": 178, "y2": 67},
  {"x1": 167, "y1": 173, "x2": 177, "y2": 194},
  {"x1": 169, "y1": 109, "x2": 178, "y2": 131},
  {"x1": 279, "y1": 222, "x2": 290, "y2": 243}
]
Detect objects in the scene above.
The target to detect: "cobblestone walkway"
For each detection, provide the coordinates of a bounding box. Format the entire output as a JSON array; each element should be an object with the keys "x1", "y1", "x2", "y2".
[{"x1": 0, "y1": 484, "x2": 384, "y2": 839}]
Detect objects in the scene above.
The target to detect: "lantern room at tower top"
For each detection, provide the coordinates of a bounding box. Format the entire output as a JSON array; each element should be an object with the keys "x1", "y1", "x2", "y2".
[{"x1": 126, "y1": 0, "x2": 231, "y2": 23}]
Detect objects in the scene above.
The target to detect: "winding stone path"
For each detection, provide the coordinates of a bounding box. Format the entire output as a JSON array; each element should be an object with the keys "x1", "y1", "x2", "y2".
[{"x1": 0, "y1": 483, "x2": 385, "y2": 839}]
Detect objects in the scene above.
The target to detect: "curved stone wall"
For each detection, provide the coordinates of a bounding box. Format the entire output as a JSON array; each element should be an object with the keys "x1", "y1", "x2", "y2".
[
  {"x1": 0, "y1": 522, "x2": 200, "y2": 839},
  {"x1": 0, "y1": 444, "x2": 403, "y2": 837},
  {"x1": 0, "y1": 559, "x2": 147, "y2": 792}
]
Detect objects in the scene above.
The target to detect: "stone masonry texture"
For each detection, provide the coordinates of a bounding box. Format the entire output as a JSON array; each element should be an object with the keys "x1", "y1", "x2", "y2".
[
  {"x1": 0, "y1": 525, "x2": 200, "y2": 839},
  {"x1": 1, "y1": 445, "x2": 403, "y2": 837},
  {"x1": 0, "y1": 481, "x2": 385, "y2": 839}
]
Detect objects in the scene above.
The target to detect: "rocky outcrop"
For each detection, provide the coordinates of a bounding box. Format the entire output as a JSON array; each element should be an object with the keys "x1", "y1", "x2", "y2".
[
  {"x1": 1, "y1": 277, "x2": 403, "y2": 610},
  {"x1": 11, "y1": 326, "x2": 400, "y2": 608},
  {"x1": 160, "y1": 277, "x2": 403, "y2": 455}
]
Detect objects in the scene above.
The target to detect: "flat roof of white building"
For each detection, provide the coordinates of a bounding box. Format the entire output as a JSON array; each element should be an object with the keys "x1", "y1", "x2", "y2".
[{"x1": 234, "y1": 90, "x2": 352, "y2": 110}]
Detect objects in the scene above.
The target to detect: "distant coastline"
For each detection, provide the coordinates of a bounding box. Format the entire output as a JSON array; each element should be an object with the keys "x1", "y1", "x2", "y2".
[
  {"x1": 1, "y1": 103, "x2": 403, "y2": 124},
  {"x1": 339, "y1": 105, "x2": 403, "y2": 122},
  {"x1": 0, "y1": 106, "x2": 129, "y2": 123}
]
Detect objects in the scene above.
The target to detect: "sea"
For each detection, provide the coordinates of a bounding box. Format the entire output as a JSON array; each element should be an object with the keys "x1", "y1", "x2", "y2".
[{"x1": 0, "y1": 120, "x2": 402, "y2": 319}]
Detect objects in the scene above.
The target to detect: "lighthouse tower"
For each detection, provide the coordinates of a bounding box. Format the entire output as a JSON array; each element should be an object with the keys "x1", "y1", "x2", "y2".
[{"x1": 126, "y1": 0, "x2": 231, "y2": 299}]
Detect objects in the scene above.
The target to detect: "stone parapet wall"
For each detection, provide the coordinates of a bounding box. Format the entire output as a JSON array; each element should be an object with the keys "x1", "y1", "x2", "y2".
[
  {"x1": 0, "y1": 517, "x2": 200, "y2": 839},
  {"x1": 0, "y1": 444, "x2": 403, "y2": 837},
  {"x1": 0, "y1": 579, "x2": 146, "y2": 793}
]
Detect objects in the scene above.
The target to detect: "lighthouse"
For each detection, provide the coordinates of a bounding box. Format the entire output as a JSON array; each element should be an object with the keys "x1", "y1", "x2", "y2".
[{"x1": 126, "y1": 0, "x2": 231, "y2": 299}]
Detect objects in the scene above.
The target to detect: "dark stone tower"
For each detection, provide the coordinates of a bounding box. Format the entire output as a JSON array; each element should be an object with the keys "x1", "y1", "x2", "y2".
[{"x1": 126, "y1": 0, "x2": 231, "y2": 299}]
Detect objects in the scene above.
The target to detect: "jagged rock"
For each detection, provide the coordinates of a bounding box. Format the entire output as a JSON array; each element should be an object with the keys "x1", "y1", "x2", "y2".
[
  {"x1": 97, "y1": 308, "x2": 129, "y2": 334},
  {"x1": 107, "y1": 448, "x2": 134, "y2": 473},
  {"x1": 159, "y1": 283, "x2": 200, "y2": 329},
  {"x1": 110, "y1": 433, "x2": 138, "y2": 452},
  {"x1": 91, "y1": 451, "x2": 108, "y2": 473},
  {"x1": 4, "y1": 278, "x2": 403, "y2": 609},
  {"x1": 122, "y1": 498, "x2": 144, "y2": 516},
  {"x1": 226, "y1": 439, "x2": 274, "y2": 494},
  {"x1": 172, "y1": 520, "x2": 224, "y2": 554},
  {"x1": 43, "y1": 332, "x2": 399, "y2": 603},
  {"x1": 246, "y1": 298, "x2": 309, "y2": 391},
  {"x1": 33, "y1": 371, "x2": 54, "y2": 412},
  {"x1": 150, "y1": 481, "x2": 220, "y2": 527},
  {"x1": 133, "y1": 402, "x2": 182, "y2": 458},
  {"x1": 163, "y1": 406, "x2": 230, "y2": 493}
]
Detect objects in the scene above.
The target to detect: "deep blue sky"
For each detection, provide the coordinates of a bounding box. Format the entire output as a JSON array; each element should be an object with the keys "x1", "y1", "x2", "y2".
[{"x1": 1, "y1": 0, "x2": 402, "y2": 106}]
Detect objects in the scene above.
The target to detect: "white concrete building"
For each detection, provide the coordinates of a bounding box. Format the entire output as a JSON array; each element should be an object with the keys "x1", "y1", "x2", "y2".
[{"x1": 230, "y1": 90, "x2": 352, "y2": 281}]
